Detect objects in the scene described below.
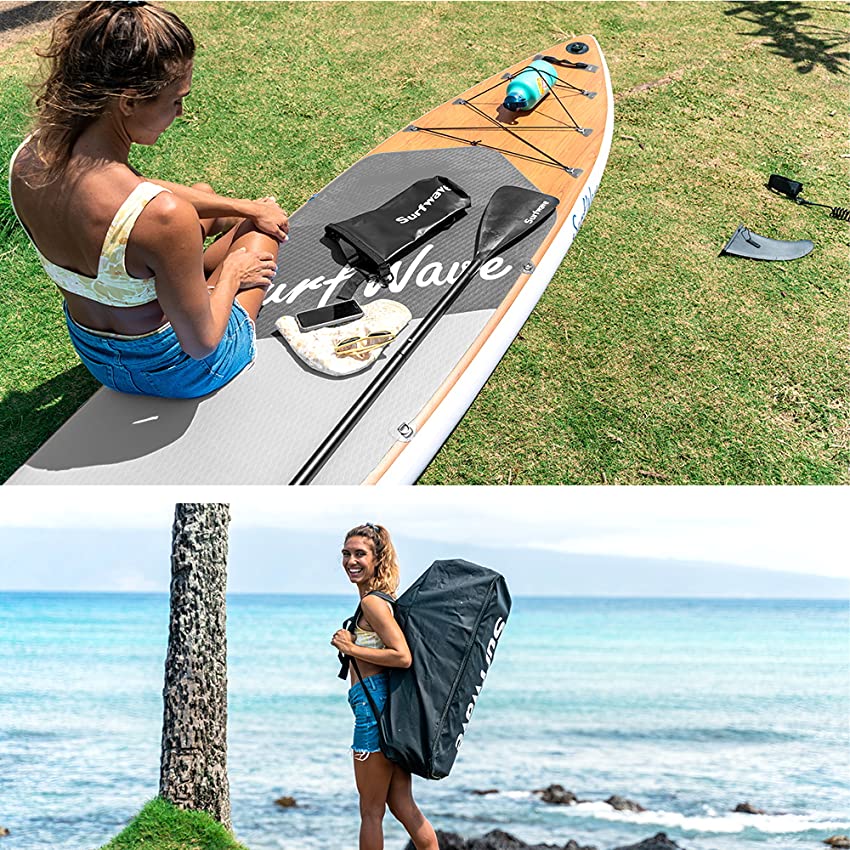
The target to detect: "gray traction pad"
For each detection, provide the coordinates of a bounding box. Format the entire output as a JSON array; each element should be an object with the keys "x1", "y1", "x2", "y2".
[{"x1": 10, "y1": 147, "x2": 552, "y2": 484}]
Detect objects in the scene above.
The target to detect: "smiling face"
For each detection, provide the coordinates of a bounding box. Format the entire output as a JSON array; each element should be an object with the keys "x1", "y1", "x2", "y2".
[{"x1": 342, "y1": 535, "x2": 378, "y2": 589}]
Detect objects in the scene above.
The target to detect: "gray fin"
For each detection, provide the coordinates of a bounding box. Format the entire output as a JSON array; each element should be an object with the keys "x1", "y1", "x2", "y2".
[{"x1": 721, "y1": 224, "x2": 814, "y2": 261}]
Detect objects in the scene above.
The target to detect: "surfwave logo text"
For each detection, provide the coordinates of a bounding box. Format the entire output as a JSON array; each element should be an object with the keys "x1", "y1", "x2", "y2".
[
  {"x1": 524, "y1": 199, "x2": 551, "y2": 225},
  {"x1": 262, "y1": 242, "x2": 514, "y2": 309},
  {"x1": 395, "y1": 184, "x2": 456, "y2": 224},
  {"x1": 454, "y1": 615, "x2": 506, "y2": 751}
]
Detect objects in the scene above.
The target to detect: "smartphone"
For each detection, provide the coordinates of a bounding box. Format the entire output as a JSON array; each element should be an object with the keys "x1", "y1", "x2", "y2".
[{"x1": 295, "y1": 299, "x2": 364, "y2": 332}]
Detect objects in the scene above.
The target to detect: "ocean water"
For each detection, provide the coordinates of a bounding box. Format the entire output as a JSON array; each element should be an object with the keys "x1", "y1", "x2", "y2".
[{"x1": 1, "y1": 594, "x2": 847, "y2": 850}]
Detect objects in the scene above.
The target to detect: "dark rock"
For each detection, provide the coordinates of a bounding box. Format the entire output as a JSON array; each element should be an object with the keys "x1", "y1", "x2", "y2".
[
  {"x1": 406, "y1": 829, "x2": 597, "y2": 850},
  {"x1": 471, "y1": 788, "x2": 500, "y2": 795},
  {"x1": 733, "y1": 802, "x2": 765, "y2": 815},
  {"x1": 535, "y1": 784, "x2": 580, "y2": 805},
  {"x1": 428, "y1": 831, "x2": 468, "y2": 850},
  {"x1": 469, "y1": 831, "x2": 543, "y2": 850},
  {"x1": 824, "y1": 838, "x2": 850, "y2": 848},
  {"x1": 612, "y1": 833, "x2": 687, "y2": 850},
  {"x1": 273, "y1": 795, "x2": 298, "y2": 808},
  {"x1": 606, "y1": 795, "x2": 646, "y2": 812},
  {"x1": 474, "y1": 830, "x2": 595, "y2": 850}
]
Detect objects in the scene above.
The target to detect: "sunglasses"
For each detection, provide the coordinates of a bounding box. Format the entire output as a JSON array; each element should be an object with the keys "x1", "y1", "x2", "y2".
[{"x1": 334, "y1": 330, "x2": 397, "y2": 357}]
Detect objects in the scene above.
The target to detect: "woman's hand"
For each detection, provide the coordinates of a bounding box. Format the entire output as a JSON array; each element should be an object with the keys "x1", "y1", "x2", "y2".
[
  {"x1": 220, "y1": 246, "x2": 277, "y2": 290},
  {"x1": 251, "y1": 196, "x2": 290, "y2": 243},
  {"x1": 331, "y1": 629, "x2": 355, "y2": 654}
]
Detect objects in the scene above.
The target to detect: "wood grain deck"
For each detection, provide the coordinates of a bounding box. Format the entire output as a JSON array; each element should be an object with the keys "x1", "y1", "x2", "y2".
[{"x1": 364, "y1": 38, "x2": 611, "y2": 483}]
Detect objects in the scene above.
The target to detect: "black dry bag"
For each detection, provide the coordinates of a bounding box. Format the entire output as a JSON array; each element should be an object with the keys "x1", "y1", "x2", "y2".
[
  {"x1": 342, "y1": 559, "x2": 511, "y2": 780},
  {"x1": 325, "y1": 176, "x2": 471, "y2": 287}
]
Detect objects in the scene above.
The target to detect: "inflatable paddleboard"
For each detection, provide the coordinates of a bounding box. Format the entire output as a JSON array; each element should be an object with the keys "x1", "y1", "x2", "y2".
[{"x1": 8, "y1": 37, "x2": 613, "y2": 485}]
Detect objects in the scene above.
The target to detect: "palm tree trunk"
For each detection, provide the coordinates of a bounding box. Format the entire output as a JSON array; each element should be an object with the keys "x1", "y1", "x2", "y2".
[{"x1": 159, "y1": 502, "x2": 232, "y2": 830}]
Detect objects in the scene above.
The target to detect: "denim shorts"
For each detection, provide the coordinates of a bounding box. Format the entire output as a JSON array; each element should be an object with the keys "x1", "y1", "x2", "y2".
[
  {"x1": 348, "y1": 672, "x2": 389, "y2": 754},
  {"x1": 64, "y1": 301, "x2": 256, "y2": 399}
]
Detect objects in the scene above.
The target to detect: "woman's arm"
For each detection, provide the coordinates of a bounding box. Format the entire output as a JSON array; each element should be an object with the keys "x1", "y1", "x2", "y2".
[
  {"x1": 135, "y1": 193, "x2": 276, "y2": 359},
  {"x1": 145, "y1": 178, "x2": 289, "y2": 242},
  {"x1": 331, "y1": 596, "x2": 412, "y2": 669}
]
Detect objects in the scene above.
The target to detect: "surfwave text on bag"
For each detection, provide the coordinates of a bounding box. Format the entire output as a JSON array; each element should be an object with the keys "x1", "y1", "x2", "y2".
[
  {"x1": 395, "y1": 184, "x2": 458, "y2": 224},
  {"x1": 455, "y1": 615, "x2": 507, "y2": 751}
]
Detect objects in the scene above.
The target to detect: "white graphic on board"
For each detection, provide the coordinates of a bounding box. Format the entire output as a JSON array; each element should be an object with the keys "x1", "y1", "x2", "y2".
[{"x1": 263, "y1": 242, "x2": 514, "y2": 309}]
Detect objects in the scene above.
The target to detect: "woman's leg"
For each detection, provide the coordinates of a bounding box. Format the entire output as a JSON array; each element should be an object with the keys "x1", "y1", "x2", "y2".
[
  {"x1": 202, "y1": 218, "x2": 279, "y2": 323},
  {"x1": 387, "y1": 766, "x2": 439, "y2": 850},
  {"x1": 353, "y1": 751, "x2": 394, "y2": 850},
  {"x1": 193, "y1": 182, "x2": 276, "y2": 286}
]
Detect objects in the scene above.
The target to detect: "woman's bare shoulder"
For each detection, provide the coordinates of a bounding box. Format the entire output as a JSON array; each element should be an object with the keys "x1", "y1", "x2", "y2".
[
  {"x1": 132, "y1": 188, "x2": 200, "y2": 252},
  {"x1": 361, "y1": 593, "x2": 396, "y2": 619}
]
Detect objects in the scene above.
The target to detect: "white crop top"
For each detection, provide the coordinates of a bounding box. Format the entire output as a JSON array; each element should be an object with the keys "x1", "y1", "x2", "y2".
[{"x1": 353, "y1": 624, "x2": 386, "y2": 650}]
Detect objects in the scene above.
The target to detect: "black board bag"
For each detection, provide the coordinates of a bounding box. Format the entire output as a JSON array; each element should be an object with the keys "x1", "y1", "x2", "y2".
[{"x1": 340, "y1": 559, "x2": 511, "y2": 779}]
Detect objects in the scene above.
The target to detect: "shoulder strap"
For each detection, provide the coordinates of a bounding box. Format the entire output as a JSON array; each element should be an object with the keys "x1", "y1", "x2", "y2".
[
  {"x1": 337, "y1": 601, "x2": 362, "y2": 680},
  {"x1": 367, "y1": 590, "x2": 396, "y2": 607},
  {"x1": 7, "y1": 136, "x2": 41, "y2": 252},
  {"x1": 98, "y1": 183, "x2": 170, "y2": 275},
  {"x1": 337, "y1": 591, "x2": 396, "y2": 680}
]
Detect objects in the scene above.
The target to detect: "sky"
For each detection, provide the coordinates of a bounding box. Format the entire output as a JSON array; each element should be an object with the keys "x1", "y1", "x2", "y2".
[{"x1": 1, "y1": 487, "x2": 847, "y2": 597}]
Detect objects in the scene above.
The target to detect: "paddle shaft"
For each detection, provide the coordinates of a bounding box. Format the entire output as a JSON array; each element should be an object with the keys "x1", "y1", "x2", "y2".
[{"x1": 289, "y1": 256, "x2": 485, "y2": 484}]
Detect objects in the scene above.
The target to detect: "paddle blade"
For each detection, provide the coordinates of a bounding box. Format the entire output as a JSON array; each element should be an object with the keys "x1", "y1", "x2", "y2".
[{"x1": 474, "y1": 186, "x2": 559, "y2": 259}]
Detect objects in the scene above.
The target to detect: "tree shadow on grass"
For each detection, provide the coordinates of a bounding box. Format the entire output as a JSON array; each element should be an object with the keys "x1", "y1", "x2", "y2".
[
  {"x1": 0, "y1": 364, "x2": 97, "y2": 482},
  {"x1": 724, "y1": 2, "x2": 850, "y2": 75},
  {"x1": 0, "y1": 2, "x2": 66, "y2": 35}
]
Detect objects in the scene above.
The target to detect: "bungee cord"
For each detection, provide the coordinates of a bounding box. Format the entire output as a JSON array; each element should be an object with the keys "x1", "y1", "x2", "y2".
[{"x1": 407, "y1": 63, "x2": 597, "y2": 176}]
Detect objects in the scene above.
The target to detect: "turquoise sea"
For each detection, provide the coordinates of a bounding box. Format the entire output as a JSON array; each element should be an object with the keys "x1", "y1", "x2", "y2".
[{"x1": 1, "y1": 594, "x2": 847, "y2": 850}]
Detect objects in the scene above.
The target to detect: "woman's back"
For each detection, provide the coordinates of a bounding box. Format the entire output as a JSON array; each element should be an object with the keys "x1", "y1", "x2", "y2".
[
  {"x1": 10, "y1": 139, "x2": 175, "y2": 333},
  {"x1": 13, "y1": 143, "x2": 139, "y2": 276}
]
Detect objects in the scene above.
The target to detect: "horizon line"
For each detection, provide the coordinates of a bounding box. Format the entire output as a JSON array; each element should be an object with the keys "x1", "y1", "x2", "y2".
[{"x1": 1, "y1": 589, "x2": 846, "y2": 602}]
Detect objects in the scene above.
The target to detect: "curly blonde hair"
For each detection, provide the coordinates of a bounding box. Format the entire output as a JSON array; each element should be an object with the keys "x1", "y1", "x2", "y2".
[
  {"x1": 29, "y1": 1, "x2": 195, "y2": 184},
  {"x1": 345, "y1": 523, "x2": 400, "y2": 598}
]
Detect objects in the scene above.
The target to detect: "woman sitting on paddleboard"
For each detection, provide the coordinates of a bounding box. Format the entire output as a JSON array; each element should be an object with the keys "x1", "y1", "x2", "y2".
[
  {"x1": 331, "y1": 523, "x2": 439, "y2": 850},
  {"x1": 8, "y1": 1, "x2": 288, "y2": 399}
]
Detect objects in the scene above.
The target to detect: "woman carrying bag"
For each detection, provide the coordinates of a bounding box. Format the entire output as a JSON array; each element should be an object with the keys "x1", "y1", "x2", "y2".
[{"x1": 331, "y1": 522, "x2": 439, "y2": 850}]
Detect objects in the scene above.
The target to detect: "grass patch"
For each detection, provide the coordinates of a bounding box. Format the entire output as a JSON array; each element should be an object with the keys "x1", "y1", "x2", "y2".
[
  {"x1": 1, "y1": 1, "x2": 847, "y2": 483},
  {"x1": 100, "y1": 798, "x2": 249, "y2": 850}
]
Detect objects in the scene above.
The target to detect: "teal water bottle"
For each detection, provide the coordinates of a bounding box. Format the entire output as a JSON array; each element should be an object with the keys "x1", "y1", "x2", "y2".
[{"x1": 503, "y1": 59, "x2": 558, "y2": 112}]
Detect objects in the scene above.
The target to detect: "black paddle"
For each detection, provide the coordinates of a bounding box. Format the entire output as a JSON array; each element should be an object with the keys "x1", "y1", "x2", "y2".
[{"x1": 289, "y1": 185, "x2": 559, "y2": 485}]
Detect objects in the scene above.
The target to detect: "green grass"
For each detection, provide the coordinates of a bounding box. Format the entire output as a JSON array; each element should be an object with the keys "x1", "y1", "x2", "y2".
[
  {"x1": 99, "y1": 798, "x2": 249, "y2": 850},
  {"x1": 1, "y1": 1, "x2": 847, "y2": 483}
]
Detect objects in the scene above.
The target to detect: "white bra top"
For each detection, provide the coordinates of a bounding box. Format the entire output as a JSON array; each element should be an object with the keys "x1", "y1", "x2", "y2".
[
  {"x1": 353, "y1": 625, "x2": 386, "y2": 650},
  {"x1": 8, "y1": 137, "x2": 171, "y2": 307}
]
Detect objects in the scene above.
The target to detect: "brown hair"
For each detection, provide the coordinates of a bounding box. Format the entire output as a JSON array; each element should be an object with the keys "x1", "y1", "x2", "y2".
[
  {"x1": 344, "y1": 523, "x2": 401, "y2": 598},
  {"x1": 30, "y1": 1, "x2": 195, "y2": 183}
]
